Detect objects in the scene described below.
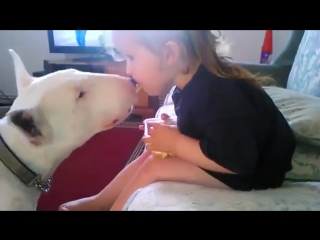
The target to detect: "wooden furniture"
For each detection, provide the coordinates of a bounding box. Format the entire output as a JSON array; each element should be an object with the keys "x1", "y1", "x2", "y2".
[{"x1": 43, "y1": 59, "x2": 159, "y2": 120}]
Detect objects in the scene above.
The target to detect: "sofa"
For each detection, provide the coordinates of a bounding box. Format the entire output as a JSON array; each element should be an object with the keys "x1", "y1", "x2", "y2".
[
  {"x1": 0, "y1": 107, "x2": 9, "y2": 118},
  {"x1": 123, "y1": 30, "x2": 320, "y2": 210}
]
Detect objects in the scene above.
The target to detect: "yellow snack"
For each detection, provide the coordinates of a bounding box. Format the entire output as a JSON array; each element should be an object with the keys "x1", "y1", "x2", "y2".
[
  {"x1": 136, "y1": 85, "x2": 142, "y2": 93},
  {"x1": 152, "y1": 151, "x2": 175, "y2": 158}
]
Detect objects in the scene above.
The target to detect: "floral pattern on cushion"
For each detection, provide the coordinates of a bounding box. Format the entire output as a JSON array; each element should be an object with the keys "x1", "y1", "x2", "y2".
[
  {"x1": 286, "y1": 144, "x2": 320, "y2": 181},
  {"x1": 264, "y1": 86, "x2": 320, "y2": 147},
  {"x1": 286, "y1": 30, "x2": 320, "y2": 97}
]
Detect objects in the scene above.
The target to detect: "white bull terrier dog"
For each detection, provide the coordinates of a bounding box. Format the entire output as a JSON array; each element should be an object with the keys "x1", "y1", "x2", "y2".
[{"x1": 0, "y1": 49, "x2": 137, "y2": 210}]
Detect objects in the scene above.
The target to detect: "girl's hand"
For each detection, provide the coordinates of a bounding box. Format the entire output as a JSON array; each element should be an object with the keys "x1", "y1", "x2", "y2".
[{"x1": 142, "y1": 122, "x2": 181, "y2": 154}]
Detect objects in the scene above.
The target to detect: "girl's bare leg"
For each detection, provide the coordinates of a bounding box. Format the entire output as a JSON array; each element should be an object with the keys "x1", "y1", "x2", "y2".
[
  {"x1": 59, "y1": 150, "x2": 151, "y2": 211},
  {"x1": 110, "y1": 155, "x2": 229, "y2": 211}
]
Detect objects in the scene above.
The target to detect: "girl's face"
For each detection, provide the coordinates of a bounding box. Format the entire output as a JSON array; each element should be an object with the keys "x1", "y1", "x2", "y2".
[{"x1": 111, "y1": 31, "x2": 176, "y2": 96}]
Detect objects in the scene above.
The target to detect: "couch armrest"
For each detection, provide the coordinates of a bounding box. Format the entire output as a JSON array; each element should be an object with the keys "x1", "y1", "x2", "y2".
[{"x1": 232, "y1": 61, "x2": 292, "y2": 88}]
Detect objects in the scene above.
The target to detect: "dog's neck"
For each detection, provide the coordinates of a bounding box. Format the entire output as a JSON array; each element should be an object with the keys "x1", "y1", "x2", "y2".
[{"x1": 0, "y1": 117, "x2": 78, "y2": 191}]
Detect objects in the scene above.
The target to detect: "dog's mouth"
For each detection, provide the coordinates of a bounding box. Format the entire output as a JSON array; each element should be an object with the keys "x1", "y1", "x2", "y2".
[
  {"x1": 130, "y1": 78, "x2": 137, "y2": 87},
  {"x1": 130, "y1": 78, "x2": 142, "y2": 93},
  {"x1": 102, "y1": 106, "x2": 133, "y2": 131}
]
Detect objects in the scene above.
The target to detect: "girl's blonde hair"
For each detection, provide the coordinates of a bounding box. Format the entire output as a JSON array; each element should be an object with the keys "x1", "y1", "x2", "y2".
[{"x1": 108, "y1": 30, "x2": 274, "y2": 86}]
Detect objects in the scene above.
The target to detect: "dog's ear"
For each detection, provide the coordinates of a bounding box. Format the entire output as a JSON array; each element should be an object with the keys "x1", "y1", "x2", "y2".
[
  {"x1": 8, "y1": 49, "x2": 34, "y2": 94},
  {"x1": 8, "y1": 108, "x2": 51, "y2": 146}
]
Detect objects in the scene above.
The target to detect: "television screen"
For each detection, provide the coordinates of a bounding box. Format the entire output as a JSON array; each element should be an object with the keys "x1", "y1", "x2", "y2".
[
  {"x1": 47, "y1": 30, "x2": 115, "y2": 56},
  {"x1": 52, "y1": 30, "x2": 111, "y2": 47}
]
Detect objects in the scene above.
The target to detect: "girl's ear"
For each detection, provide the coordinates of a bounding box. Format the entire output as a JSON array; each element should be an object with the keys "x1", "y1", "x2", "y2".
[{"x1": 162, "y1": 41, "x2": 181, "y2": 67}]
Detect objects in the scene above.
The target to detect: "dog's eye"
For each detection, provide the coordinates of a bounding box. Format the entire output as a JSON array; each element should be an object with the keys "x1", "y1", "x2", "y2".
[{"x1": 78, "y1": 91, "x2": 85, "y2": 98}]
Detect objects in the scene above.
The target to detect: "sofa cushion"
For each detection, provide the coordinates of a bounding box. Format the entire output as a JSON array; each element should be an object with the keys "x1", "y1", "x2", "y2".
[
  {"x1": 264, "y1": 86, "x2": 320, "y2": 147},
  {"x1": 286, "y1": 30, "x2": 320, "y2": 97},
  {"x1": 286, "y1": 144, "x2": 320, "y2": 181},
  {"x1": 123, "y1": 181, "x2": 320, "y2": 210}
]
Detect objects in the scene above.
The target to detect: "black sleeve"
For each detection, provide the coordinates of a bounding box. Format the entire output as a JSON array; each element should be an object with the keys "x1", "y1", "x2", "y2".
[{"x1": 199, "y1": 116, "x2": 260, "y2": 175}]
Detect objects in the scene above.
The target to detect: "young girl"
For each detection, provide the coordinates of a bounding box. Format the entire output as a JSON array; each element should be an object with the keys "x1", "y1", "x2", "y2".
[{"x1": 59, "y1": 30, "x2": 296, "y2": 211}]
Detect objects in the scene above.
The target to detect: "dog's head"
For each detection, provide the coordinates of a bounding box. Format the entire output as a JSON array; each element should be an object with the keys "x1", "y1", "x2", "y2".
[{"x1": 6, "y1": 49, "x2": 137, "y2": 147}]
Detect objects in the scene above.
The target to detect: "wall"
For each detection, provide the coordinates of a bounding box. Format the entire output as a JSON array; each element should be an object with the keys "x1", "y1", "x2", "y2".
[{"x1": 0, "y1": 30, "x2": 291, "y2": 96}]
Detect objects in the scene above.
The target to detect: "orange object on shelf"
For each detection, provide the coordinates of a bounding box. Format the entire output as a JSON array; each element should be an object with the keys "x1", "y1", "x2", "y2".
[{"x1": 260, "y1": 30, "x2": 273, "y2": 64}]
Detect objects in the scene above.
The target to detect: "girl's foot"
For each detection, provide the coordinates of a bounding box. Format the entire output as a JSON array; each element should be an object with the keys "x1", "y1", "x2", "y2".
[{"x1": 58, "y1": 195, "x2": 105, "y2": 211}]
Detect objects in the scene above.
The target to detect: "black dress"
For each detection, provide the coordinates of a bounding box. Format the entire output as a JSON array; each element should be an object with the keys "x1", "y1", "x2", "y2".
[{"x1": 172, "y1": 64, "x2": 296, "y2": 191}]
